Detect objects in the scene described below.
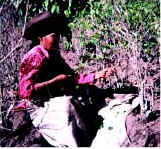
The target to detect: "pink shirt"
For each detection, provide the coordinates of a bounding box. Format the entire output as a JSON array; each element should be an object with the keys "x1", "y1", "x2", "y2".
[{"x1": 18, "y1": 45, "x2": 95, "y2": 100}]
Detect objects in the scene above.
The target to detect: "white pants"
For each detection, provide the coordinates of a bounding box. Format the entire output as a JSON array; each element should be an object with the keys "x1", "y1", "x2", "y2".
[{"x1": 28, "y1": 96, "x2": 77, "y2": 147}]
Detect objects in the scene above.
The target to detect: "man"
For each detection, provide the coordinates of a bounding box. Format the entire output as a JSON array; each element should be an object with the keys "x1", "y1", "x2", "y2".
[
  {"x1": 15, "y1": 12, "x2": 115, "y2": 147},
  {"x1": 17, "y1": 11, "x2": 115, "y2": 107}
]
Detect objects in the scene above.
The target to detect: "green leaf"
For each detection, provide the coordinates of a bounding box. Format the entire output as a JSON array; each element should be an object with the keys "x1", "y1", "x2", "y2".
[
  {"x1": 51, "y1": 5, "x2": 56, "y2": 13},
  {"x1": 68, "y1": 22, "x2": 75, "y2": 30},
  {"x1": 56, "y1": 5, "x2": 60, "y2": 14},
  {"x1": 102, "y1": 47, "x2": 107, "y2": 53},
  {"x1": 51, "y1": 2, "x2": 60, "y2": 14},
  {"x1": 64, "y1": 9, "x2": 71, "y2": 18},
  {"x1": 44, "y1": 0, "x2": 49, "y2": 10}
]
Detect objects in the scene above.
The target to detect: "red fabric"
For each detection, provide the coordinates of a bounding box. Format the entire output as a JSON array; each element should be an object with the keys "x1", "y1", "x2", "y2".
[
  {"x1": 18, "y1": 45, "x2": 47, "y2": 99},
  {"x1": 13, "y1": 100, "x2": 27, "y2": 111},
  {"x1": 77, "y1": 73, "x2": 95, "y2": 85},
  {"x1": 18, "y1": 45, "x2": 95, "y2": 100}
]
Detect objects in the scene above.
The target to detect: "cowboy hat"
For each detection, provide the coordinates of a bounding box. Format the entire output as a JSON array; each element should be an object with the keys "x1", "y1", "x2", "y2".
[{"x1": 23, "y1": 11, "x2": 59, "y2": 40}]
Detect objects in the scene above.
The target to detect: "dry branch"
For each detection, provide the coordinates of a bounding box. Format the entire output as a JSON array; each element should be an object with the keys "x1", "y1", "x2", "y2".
[
  {"x1": 0, "y1": 0, "x2": 5, "y2": 14},
  {"x1": 0, "y1": 38, "x2": 23, "y2": 64},
  {"x1": 0, "y1": 0, "x2": 29, "y2": 64},
  {"x1": 22, "y1": 0, "x2": 29, "y2": 36}
]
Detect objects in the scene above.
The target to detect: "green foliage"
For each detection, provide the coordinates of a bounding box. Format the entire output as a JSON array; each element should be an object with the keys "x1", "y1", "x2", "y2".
[
  {"x1": 66, "y1": 0, "x2": 159, "y2": 68},
  {"x1": 124, "y1": 0, "x2": 159, "y2": 55},
  {"x1": 1, "y1": 0, "x2": 159, "y2": 70},
  {"x1": 126, "y1": 0, "x2": 159, "y2": 36},
  {"x1": 51, "y1": 2, "x2": 60, "y2": 14},
  {"x1": 63, "y1": 39, "x2": 72, "y2": 50},
  {"x1": 0, "y1": 0, "x2": 159, "y2": 104},
  {"x1": 64, "y1": 0, "x2": 72, "y2": 18},
  {"x1": 43, "y1": 0, "x2": 50, "y2": 11},
  {"x1": 68, "y1": 0, "x2": 116, "y2": 65}
]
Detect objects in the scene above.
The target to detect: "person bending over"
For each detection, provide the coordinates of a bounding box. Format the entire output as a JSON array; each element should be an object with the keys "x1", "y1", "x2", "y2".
[{"x1": 16, "y1": 32, "x2": 115, "y2": 108}]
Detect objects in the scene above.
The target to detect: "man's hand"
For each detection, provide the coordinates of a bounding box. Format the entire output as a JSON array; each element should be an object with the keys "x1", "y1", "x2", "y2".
[
  {"x1": 95, "y1": 66, "x2": 116, "y2": 80},
  {"x1": 105, "y1": 66, "x2": 115, "y2": 78},
  {"x1": 55, "y1": 74, "x2": 72, "y2": 80}
]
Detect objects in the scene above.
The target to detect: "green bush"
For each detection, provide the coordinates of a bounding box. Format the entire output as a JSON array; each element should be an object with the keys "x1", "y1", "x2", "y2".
[{"x1": 0, "y1": 0, "x2": 159, "y2": 89}]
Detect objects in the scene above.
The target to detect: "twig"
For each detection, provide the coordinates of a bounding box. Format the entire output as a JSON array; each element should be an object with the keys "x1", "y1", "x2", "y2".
[
  {"x1": 0, "y1": 0, "x2": 29, "y2": 64},
  {"x1": 0, "y1": 38, "x2": 23, "y2": 64},
  {"x1": 15, "y1": 0, "x2": 23, "y2": 11},
  {"x1": 0, "y1": 108, "x2": 33, "y2": 114},
  {"x1": 22, "y1": 0, "x2": 29, "y2": 36},
  {"x1": 140, "y1": 81, "x2": 145, "y2": 116},
  {"x1": 0, "y1": 85, "x2": 3, "y2": 125},
  {"x1": 150, "y1": 86, "x2": 154, "y2": 111},
  {"x1": 0, "y1": 0, "x2": 5, "y2": 14}
]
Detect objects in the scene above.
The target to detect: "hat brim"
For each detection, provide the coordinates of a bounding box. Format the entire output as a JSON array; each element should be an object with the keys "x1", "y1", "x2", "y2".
[{"x1": 23, "y1": 12, "x2": 58, "y2": 40}]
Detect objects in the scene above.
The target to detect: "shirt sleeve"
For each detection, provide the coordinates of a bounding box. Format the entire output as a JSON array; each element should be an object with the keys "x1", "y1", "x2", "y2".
[
  {"x1": 18, "y1": 51, "x2": 42, "y2": 100},
  {"x1": 18, "y1": 78, "x2": 34, "y2": 100},
  {"x1": 76, "y1": 73, "x2": 95, "y2": 85}
]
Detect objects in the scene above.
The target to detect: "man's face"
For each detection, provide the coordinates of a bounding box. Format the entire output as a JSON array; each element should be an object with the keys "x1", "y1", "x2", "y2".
[{"x1": 42, "y1": 33, "x2": 55, "y2": 51}]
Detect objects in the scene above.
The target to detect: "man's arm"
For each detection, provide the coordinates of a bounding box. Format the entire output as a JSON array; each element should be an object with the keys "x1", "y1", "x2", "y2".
[
  {"x1": 76, "y1": 66, "x2": 115, "y2": 85},
  {"x1": 34, "y1": 74, "x2": 72, "y2": 90}
]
